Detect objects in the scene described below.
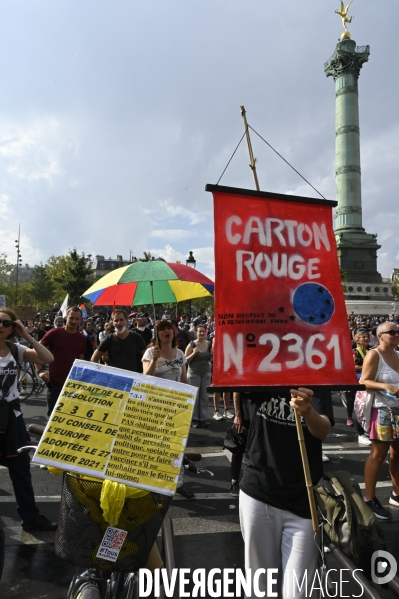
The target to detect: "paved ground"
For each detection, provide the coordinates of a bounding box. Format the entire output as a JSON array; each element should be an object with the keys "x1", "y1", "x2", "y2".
[{"x1": 1, "y1": 390, "x2": 398, "y2": 598}]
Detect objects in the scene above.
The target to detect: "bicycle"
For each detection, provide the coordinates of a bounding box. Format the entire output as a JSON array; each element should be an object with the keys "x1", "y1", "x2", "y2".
[
  {"x1": 67, "y1": 565, "x2": 140, "y2": 598},
  {"x1": 20, "y1": 433, "x2": 172, "y2": 599},
  {"x1": 18, "y1": 363, "x2": 45, "y2": 401},
  {"x1": 20, "y1": 424, "x2": 212, "y2": 599},
  {"x1": 58, "y1": 472, "x2": 173, "y2": 599}
]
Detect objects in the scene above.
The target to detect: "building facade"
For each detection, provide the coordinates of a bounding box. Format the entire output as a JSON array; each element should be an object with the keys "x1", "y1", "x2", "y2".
[{"x1": 90, "y1": 254, "x2": 137, "y2": 282}]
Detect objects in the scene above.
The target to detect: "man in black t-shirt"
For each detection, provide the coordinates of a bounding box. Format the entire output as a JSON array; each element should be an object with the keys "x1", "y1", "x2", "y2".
[
  {"x1": 239, "y1": 387, "x2": 334, "y2": 599},
  {"x1": 131, "y1": 313, "x2": 152, "y2": 347},
  {"x1": 91, "y1": 310, "x2": 146, "y2": 372}
]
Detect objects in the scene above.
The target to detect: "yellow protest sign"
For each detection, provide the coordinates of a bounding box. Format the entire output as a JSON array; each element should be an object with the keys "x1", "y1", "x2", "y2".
[{"x1": 32, "y1": 360, "x2": 196, "y2": 494}]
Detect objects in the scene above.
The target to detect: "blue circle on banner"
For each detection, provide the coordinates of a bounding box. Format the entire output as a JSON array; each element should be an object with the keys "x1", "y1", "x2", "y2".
[{"x1": 292, "y1": 283, "x2": 335, "y2": 325}]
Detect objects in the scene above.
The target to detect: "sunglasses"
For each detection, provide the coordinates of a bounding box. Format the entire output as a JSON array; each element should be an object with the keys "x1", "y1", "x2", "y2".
[
  {"x1": 380, "y1": 330, "x2": 399, "y2": 337},
  {"x1": 0, "y1": 319, "x2": 13, "y2": 328}
]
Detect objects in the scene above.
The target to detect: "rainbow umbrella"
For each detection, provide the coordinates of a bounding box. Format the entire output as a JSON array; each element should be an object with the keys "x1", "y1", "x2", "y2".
[{"x1": 82, "y1": 261, "x2": 214, "y2": 307}]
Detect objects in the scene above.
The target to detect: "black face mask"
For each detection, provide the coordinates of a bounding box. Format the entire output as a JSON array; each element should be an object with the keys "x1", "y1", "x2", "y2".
[{"x1": 45, "y1": 325, "x2": 52, "y2": 331}]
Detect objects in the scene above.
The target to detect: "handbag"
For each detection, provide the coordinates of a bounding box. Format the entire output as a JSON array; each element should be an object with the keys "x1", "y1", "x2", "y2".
[
  {"x1": 223, "y1": 424, "x2": 248, "y2": 454},
  {"x1": 389, "y1": 412, "x2": 399, "y2": 440},
  {"x1": 353, "y1": 390, "x2": 367, "y2": 423},
  {"x1": 361, "y1": 350, "x2": 386, "y2": 433}
]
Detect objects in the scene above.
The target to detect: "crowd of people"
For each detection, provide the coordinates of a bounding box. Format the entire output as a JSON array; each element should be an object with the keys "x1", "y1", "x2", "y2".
[{"x1": 1, "y1": 304, "x2": 399, "y2": 597}]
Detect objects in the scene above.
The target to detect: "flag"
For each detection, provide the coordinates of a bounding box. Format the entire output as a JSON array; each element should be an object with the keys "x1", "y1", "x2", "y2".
[
  {"x1": 60, "y1": 294, "x2": 68, "y2": 317},
  {"x1": 208, "y1": 184, "x2": 358, "y2": 389}
]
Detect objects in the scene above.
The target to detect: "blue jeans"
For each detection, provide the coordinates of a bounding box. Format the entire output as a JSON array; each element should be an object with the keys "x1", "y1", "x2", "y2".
[
  {"x1": 1, "y1": 415, "x2": 40, "y2": 525},
  {"x1": 188, "y1": 371, "x2": 212, "y2": 422}
]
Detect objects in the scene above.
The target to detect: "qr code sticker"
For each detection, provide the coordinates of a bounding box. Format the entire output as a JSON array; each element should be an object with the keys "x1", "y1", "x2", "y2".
[{"x1": 96, "y1": 526, "x2": 128, "y2": 562}]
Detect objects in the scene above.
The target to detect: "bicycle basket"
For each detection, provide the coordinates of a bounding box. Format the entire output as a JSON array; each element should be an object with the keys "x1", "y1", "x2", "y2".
[{"x1": 55, "y1": 473, "x2": 172, "y2": 571}]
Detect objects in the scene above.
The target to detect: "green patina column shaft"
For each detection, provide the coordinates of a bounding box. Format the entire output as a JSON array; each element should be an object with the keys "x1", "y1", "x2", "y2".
[{"x1": 325, "y1": 38, "x2": 382, "y2": 283}]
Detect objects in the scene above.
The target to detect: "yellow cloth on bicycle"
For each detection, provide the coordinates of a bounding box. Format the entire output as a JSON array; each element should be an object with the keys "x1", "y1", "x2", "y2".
[
  {"x1": 100, "y1": 480, "x2": 149, "y2": 525},
  {"x1": 49, "y1": 468, "x2": 151, "y2": 525},
  {"x1": 48, "y1": 466, "x2": 64, "y2": 475}
]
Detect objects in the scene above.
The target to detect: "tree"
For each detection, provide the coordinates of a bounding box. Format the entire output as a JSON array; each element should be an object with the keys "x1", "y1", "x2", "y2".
[
  {"x1": 140, "y1": 252, "x2": 155, "y2": 262},
  {"x1": 31, "y1": 265, "x2": 55, "y2": 309},
  {"x1": 55, "y1": 249, "x2": 92, "y2": 305},
  {"x1": 17, "y1": 282, "x2": 35, "y2": 306},
  {"x1": 0, "y1": 253, "x2": 13, "y2": 288},
  {"x1": 46, "y1": 254, "x2": 73, "y2": 302},
  {"x1": 0, "y1": 253, "x2": 15, "y2": 304},
  {"x1": 340, "y1": 267, "x2": 348, "y2": 293},
  {"x1": 392, "y1": 278, "x2": 399, "y2": 300}
]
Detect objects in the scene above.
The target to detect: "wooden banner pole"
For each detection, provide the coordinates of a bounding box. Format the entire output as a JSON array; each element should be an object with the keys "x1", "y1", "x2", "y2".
[
  {"x1": 294, "y1": 408, "x2": 320, "y2": 532},
  {"x1": 239, "y1": 105, "x2": 319, "y2": 532},
  {"x1": 239, "y1": 105, "x2": 260, "y2": 192}
]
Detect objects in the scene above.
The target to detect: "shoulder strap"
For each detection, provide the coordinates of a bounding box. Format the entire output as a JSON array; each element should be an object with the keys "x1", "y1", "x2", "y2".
[{"x1": 6, "y1": 341, "x2": 21, "y2": 367}]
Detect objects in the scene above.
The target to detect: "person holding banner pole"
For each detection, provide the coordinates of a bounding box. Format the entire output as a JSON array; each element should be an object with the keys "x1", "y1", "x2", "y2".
[{"x1": 239, "y1": 387, "x2": 333, "y2": 599}]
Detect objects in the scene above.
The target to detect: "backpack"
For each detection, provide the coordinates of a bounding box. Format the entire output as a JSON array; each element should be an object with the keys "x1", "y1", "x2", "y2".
[
  {"x1": 6, "y1": 340, "x2": 22, "y2": 367},
  {"x1": 314, "y1": 470, "x2": 385, "y2": 579}
]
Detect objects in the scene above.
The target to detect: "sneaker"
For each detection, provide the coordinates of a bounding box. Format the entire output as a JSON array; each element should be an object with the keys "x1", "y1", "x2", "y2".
[
  {"x1": 223, "y1": 410, "x2": 234, "y2": 419},
  {"x1": 364, "y1": 497, "x2": 392, "y2": 520},
  {"x1": 230, "y1": 481, "x2": 239, "y2": 497},
  {"x1": 22, "y1": 514, "x2": 58, "y2": 532},
  {"x1": 322, "y1": 453, "x2": 330, "y2": 462},
  {"x1": 176, "y1": 486, "x2": 195, "y2": 500},
  {"x1": 213, "y1": 411, "x2": 223, "y2": 421},
  {"x1": 191, "y1": 420, "x2": 200, "y2": 428},
  {"x1": 389, "y1": 493, "x2": 399, "y2": 507},
  {"x1": 199, "y1": 421, "x2": 209, "y2": 428},
  {"x1": 358, "y1": 434, "x2": 372, "y2": 446},
  {"x1": 346, "y1": 418, "x2": 354, "y2": 426}
]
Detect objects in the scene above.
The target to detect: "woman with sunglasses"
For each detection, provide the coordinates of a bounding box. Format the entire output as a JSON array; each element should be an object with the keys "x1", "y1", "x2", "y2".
[
  {"x1": 142, "y1": 320, "x2": 194, "y2": 500},
  {"x1": 0, "y1": 308, "x2": 56, "y2": 531},
  {"x1": 142, "y1": 320, "x2": 188, "y2": 384},
  {"x1": 360, "y1": 323, "x2": 399, "y2": 520}
]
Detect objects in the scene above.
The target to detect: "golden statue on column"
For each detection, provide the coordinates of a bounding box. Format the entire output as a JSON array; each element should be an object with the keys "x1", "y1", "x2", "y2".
[{"x1": 335, "y1": 1, "x2": 354, "y2": 39}]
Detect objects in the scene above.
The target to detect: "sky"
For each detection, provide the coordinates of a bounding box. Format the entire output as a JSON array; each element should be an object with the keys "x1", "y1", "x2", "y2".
[{"x1": 0, "y1": 0, "x2": 398, "y2": 281}]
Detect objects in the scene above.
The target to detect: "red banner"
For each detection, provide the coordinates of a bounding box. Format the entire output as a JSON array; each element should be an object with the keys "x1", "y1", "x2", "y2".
[{"x1": 209, "y1": 185, "x2": 357, "y2": 388}]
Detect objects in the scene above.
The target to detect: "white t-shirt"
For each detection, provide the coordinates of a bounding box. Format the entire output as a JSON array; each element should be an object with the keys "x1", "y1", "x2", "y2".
[
  {"x1": 142, "y1": 347, "x2": 187, "y2": 382},
  {"x1": 373, "y1": 351, "x2": 399, "y2": 412},
  {"x1": 0, "y1": 343, "x2": 26, "y2": 416}
]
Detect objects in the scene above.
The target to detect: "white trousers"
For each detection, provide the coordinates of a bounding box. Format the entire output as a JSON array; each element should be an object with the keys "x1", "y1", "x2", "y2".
[{"x1": 239, "y1": 491, "x2": 320, "y2": 599}]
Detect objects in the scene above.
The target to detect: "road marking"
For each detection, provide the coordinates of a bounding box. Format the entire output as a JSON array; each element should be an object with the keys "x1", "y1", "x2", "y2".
[
  {"x1": 323, "y1": 449, "x2": 371, "y2": 454},
  {"x1": 0, "y1": 463, "x2": 43, "y2": 470},
  {"x1": 358, "y1": 481, "x2": 392, "y2": 490},
  {"x1": 199, "y1": 451, "x2": 226, "y2": 458},
  {"x1": 0, "y1": 496, "x2": 61, "y2": 502},
  {"x1": 0, "y1": 482, "x2": 393, "y2": 504}
]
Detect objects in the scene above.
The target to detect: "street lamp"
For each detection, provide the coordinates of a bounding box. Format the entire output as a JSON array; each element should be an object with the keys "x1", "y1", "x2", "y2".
[
  {"x1": 185, "y1": 251, "x2": 196, "y2": 319},
  {"x1": 186, "y1": 251, "x2": 196, "y2": 269},
  {"x1": 15, "y1": 225, "x2": 22, "y2": 306}
]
